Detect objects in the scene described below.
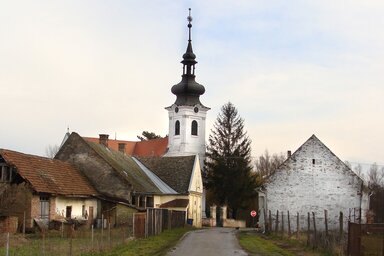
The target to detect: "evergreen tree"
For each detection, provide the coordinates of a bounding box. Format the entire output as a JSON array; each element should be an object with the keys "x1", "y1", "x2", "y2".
[{"x1": 205, "y1": 102, "x2": 257, "y2": 219}]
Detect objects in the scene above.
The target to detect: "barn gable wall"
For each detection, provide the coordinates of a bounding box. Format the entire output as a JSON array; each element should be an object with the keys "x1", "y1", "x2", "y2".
[{"x1": 265, "y1": 135, "x2": 365, "y2": 231}]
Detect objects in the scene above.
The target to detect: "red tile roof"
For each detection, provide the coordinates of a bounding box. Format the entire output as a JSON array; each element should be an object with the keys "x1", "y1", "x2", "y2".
[
  {"x1": 83, "y1": 137, "x2": 168, "y2": 157},
  {"x1": 0, "y1": 149, "x2": 97, "y2": 196}
]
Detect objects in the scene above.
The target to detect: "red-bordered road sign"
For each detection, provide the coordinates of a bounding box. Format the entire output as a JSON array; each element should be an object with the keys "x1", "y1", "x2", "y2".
[{"x1": 250, "y1": 210, "x2": 257, "y2": 217}]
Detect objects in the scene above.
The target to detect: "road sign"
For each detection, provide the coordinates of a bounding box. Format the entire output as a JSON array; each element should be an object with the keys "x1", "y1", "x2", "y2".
[{"x1": 250, "y1": 210, "x2": 257, "y2": 217}]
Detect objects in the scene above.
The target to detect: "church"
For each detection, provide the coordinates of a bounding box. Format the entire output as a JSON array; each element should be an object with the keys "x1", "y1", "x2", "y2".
[{"x1": 56, "y1": 10, "x2": 208, "y2": 227}]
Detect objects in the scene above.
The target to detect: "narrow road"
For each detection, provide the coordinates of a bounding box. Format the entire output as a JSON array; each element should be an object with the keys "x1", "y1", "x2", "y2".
[{"x1": 167, "y1": 228, "x2": 248, "y2": 256}]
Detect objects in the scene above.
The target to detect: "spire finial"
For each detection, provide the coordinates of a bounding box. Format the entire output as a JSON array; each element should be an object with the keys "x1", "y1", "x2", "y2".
[{"x1": 187, "y1": 8, "x2": 192, "y2": 42}]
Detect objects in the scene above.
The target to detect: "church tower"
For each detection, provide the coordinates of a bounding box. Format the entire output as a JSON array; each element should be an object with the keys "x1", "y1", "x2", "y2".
[{"x1": 165, "y1": 9, "x2": 210, "y2": 161}]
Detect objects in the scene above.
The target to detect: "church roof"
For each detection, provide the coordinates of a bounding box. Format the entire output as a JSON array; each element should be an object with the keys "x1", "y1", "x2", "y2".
[
  {"x1": 83, "y1": 137, "x2": 168, "y2": 157},
  {"x1": 171, "y1": 8, "x2": 206, "y2": 107}
]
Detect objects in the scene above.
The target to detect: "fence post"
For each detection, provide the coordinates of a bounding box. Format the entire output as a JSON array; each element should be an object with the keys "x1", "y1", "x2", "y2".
[
  {"x1": 108, "y1": 222, "x2": 111, "y2": 249},
  {"x1": 69, "y1": 224, "x2": 74, "y2": 256},
  {"x1": 324, "y1": 209, "x2": 328, "y2": 236},
  {"x1": 91, "y1": 224, "x2": 94, "y2": 249},
  {"x1": 281, "y1": 211, "x2": 284, "y2": 235},
  {"x1": 288, "y1": 211, "x2": 291, "y2": 236},
  {"x1": 269, "y1": 210, "x2": 272, "y2": 233},
  {"x1": 307, "y1": 212, "x2": 310, "y2": 246},
  {"x1": 296, "y1": 212, "x2": 299, "y2": 239},
  {"x1": 275, "y1": 210, "x2": 279, "y2": 233},
  {"x1": 263, "y1": 208, "x2": 268, "y2": 233},
  {"x1": 339, "y1": 211, "x2": 343, "y2": 239},
  {"x1": 6, "y1": 232, "x2": 9, "y2": 256},
  {"x1": 23, "y1": 211, "x2": 26, "y2": 237},
  {"x1": 312, "y1": 212, "x2": 317, "y2": 248}
]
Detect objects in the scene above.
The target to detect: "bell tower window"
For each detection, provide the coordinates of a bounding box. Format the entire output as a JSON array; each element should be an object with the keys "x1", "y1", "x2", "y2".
[
  {"x1": 191, "y1": 120, "x2": 198, "y2": 136},
  {"x1": 175, "y1": 120, "x2": 180, "y2": 135}
]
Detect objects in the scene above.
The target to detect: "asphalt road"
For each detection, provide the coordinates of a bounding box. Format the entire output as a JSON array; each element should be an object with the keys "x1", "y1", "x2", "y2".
[{"x1": 167, "y1": 228, "x2": 248, "y2": 256}]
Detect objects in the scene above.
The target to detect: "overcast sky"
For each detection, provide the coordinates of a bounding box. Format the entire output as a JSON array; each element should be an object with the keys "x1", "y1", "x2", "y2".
[{"x1": 1, "y1": 1, "x2": 383, "y2": 167}]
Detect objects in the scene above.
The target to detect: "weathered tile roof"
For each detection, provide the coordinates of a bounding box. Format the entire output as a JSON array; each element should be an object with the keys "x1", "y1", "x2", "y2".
[
  {"x1": 0, "y1": 149, "x2": 97, "y2": 196},
  {"x1": 83, "y1": 137, "x2": 168, "y2": 157},
  {"x1": 84, "y1": 141, "x2": 163, "y2": 194},
  {"x1": 137, "y1": 156, "x2": 196, "y2": 194},
  {"x1": 160, "y1": 199, "x2": 189, "y2": 208}
]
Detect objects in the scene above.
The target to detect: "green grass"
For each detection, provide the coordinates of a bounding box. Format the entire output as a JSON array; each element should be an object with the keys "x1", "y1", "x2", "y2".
[
  {"x1": 238, "y1": 232, "x2": 295, "y2": 256},
  {"x1": 86, "y1": 227, "x2": 194, "y2": 256}
]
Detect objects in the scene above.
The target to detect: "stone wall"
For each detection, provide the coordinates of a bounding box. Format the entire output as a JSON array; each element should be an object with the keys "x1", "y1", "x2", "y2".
[{"x1": 265, "y1": 136, "x2": 366, "y2": 231}]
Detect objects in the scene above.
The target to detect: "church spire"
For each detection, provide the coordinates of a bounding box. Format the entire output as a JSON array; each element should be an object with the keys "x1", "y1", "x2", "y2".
[{"x1": 171, "y1": 8, "x2": 205, "y2": 106}]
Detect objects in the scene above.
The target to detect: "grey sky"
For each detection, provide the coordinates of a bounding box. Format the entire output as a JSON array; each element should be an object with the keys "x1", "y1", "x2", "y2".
[{"x1": 1, "y1": 1, "x2": 383, "y2": 165}]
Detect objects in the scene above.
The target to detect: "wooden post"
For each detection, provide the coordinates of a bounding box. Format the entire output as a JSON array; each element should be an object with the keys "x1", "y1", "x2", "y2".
[
  {"x1": 275, "y1": 210, "x2": 279, "y2": 233},
  {"x1": 263, "y1": 208, "x2": 268, "y2": 233},
  {"x1": 296, "y1": 212, "x2": 300, "y2": 239},
  {"x1": 108, "y1": 222, "x2": 111, "y2": 248},
  {"x1": 288, "y1": 211, "x2": 291, "y2": 236},
  {"x1": 23, "y1": 211, "x2": 26, "y2": 237},
  {"x1": 69, "y1": 225, "x2": 74, "y2": 256},
  {"x1": 339, "y1": 211, "x2": 343, "y2": 238},
  {"x1": 281, "y1": 211, "x2": 285, "y2": 235},
  {"x1": 307, "y1": 212, "x2": 310, "y2": 246},
  {"x1": 312, "y1": 212, "x2": 317, "y2": 248},
  {"x1": 269, "y1": 210, "x2": 272, "y2": 233},
  {"x1": 324, "y1": 210, "x2": 328, "y2": 236},
  {"x1": 91, "y1": 224, "x2": 94, "y2": 249},
  {"x1": 6, "y1": 232, "x2": 9, "y2": 256}
]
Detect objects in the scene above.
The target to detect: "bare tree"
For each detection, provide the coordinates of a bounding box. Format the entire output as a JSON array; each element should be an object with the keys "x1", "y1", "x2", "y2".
[
  {"x1": 368, "y1": 163, "x2": 384, "y2": 187},
  {"x1": 353, "y1": 163, "x2": 364, "y2": 179},
  {"x1": 254, "y1": 150, "x2": 286, "y2": 186}
]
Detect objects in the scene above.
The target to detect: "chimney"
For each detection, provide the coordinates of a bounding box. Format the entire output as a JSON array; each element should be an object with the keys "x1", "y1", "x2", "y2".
[
  {"x1": 287, "y1": 150, "x2": 292, "y2": 158},
  {"x1": 118, "y1": 143, "x2": 126, "y2": 154},
  {"x1": 99, "y1": 134, "x2": 109, "y2": 147}
]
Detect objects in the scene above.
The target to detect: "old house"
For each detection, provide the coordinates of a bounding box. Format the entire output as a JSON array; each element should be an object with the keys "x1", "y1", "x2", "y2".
[
  {"x1": 56, "y1": 132, "x2": 204, "y2": 227},
  {"x1": 259, "y1": 135, "x2": 369, "y2": 231},
  {"x1": 0, "y1": 149, "x2": 97, "y2": 231}
]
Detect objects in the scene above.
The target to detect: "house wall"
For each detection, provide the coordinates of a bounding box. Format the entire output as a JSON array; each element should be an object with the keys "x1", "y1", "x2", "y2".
[
  {"x1": 188, "y1": 192, "x2": 202, "y2": 228},
  {"x1": 153, "y1": 195, "x2": 188, "y2": 208},
  {"x1": 265, "y1": 137, "x2": 367, "y2": 231},
  {"x1": 54, "y1": 197, "x2": 98, "y2": 220}
]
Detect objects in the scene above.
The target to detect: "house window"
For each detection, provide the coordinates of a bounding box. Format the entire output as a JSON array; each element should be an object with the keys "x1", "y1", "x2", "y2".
[
  {"x1": 0, "y1": 165, "x2": 13, "y2": 183},
  {"x1": 191, "y1": 120, "x2": 198, "y2": 136},
  {"x1": 175, "y1": 120, "x2": 180, "y2": 135},
  {"x1": 147, "y1": 197, "x2": 154, "y2": 208},
  {"x1": 40, "y1": 196, "x2": 50, "y2": 219},
  {"x1": 66, "y1": 206, "x2": 72, "y2": 219},
  {"x1": 131, "y1": 195, "x2": 136, "y2": 205}
]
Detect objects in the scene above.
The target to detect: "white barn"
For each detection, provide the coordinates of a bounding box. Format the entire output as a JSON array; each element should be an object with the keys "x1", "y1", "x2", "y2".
[{"x1": 259, "y1": 135, "x2": 369, "y2": 231}]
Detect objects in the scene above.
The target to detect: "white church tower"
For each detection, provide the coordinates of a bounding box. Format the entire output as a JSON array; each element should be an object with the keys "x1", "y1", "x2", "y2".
[{"x1": 165, "y1": 9, "x2": 210, "y2": 161}]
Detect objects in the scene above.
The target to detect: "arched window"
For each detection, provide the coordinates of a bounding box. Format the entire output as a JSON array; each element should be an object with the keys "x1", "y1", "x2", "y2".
[
  {"x1": 175, "y1": 120, "x2": 180, "y2": 135},
  {"x1": 191, "y1": 120, "x2": 198, "y2": 136}
]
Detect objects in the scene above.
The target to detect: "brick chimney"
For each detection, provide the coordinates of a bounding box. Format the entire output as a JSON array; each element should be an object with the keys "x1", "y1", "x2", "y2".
[
  {"x1": 118, "y1": 143, "x2": 126, "y2": 154},
  {"x1": 287, "y1": 150, "x2": 292, "y2": 158},
  {"x1": 99, "y1": 134, "x2": 109, "y2": 147}
]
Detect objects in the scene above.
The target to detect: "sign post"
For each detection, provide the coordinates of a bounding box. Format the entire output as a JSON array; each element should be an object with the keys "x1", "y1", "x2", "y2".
[{"x1": 250, "y1": 210, "x2": 257, "y2": 228}]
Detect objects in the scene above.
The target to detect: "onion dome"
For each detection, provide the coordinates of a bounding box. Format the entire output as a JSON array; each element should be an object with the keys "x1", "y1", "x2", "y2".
[{"x1": 171, "y1": 8, "x2": 206, "y2": 106}]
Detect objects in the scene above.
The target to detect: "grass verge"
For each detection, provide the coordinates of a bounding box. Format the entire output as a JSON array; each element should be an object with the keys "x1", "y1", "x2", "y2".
[
  {"x1": 238, "y1": 232, "x2": 295, "y2": 256},
  {"x1": 86, "y1": 227, "x2": 194, "y2": 256}
]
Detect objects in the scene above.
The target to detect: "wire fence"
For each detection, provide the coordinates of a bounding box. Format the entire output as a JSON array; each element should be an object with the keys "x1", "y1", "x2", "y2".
[{"x1": 0, "y1": 222, "x2": 133, "y2": 256}]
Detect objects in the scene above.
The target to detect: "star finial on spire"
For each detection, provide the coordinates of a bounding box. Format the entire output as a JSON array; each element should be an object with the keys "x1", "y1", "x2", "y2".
[{"x1": 187, "y1": 8, "x2": 192, "y2": 42}]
